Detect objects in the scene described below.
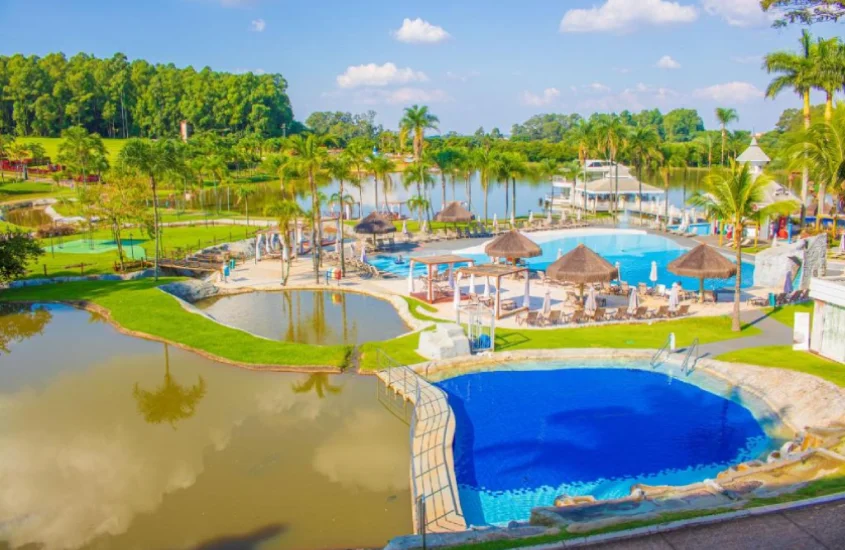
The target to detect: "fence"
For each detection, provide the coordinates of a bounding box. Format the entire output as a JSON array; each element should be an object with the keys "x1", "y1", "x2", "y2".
[{"x1": 376, "y1": 351, "x2": 466, "y2": 536}]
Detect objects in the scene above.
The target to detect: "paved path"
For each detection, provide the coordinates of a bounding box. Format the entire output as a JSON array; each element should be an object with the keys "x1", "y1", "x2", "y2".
[
  {"x1": 694, "y1": 308, "x2": 795, "y2": 358},
  {"x1": 576, "y1": 499, "x2": 845, "y2": 550}
]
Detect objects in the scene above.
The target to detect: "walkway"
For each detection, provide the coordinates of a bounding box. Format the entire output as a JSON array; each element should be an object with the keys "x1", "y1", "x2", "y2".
[
  {"x1": 695, "y1": 308, "x2": 794, "y2": 358},
  {"x1": 565, "y1": 498, "x2": 845, "y2": 550}
]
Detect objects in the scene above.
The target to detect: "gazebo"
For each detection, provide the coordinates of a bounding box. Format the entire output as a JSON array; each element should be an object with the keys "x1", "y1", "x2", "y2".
[
  {"x1": 546, "y1": 244, "x2": 619, "y2": 297},
  {"x1": 457, "y1": 263, "x2": 529, "y2": 319},
  {"x1": 353, "y1": 212, "x2": 396, "y2": 244},
  {"x1": 435, "y1": 201, "x2": 474, "y2": 224},
  {"x1": 485, "y1": 229, "x2": 542, "y2": 262},
  {"x1": 668, "y1": 244, "x2": 737, "y2": 302},
  {"x1": 410, "y1": 254, "x2": 475, "y2": 304}
]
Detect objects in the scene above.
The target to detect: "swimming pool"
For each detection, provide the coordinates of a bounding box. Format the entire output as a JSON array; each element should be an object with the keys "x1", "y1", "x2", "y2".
[
  {"x1": 437, "y1": 366, "x2": 774, "y2": 526},
  {"x1": 373, "y1": 230, "x2": 754, "y2": 290}
]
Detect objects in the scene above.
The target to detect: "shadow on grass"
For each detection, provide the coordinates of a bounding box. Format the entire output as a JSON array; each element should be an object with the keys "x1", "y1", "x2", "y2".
[{"x1": 494, "y1": 332, "x2": 531, "y2": 350}]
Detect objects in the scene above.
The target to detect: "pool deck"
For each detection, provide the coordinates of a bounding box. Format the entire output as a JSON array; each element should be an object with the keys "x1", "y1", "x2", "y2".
[{"x1": 215, "y1": 226, "x2": 779, "y2": 332}]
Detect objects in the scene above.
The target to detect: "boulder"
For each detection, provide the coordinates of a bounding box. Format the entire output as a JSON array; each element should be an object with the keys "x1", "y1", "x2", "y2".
[
  {"x1": 159, "y1": 279, "x2": 219, "y2": 303},
  {"x1": 417, "y1": 323, "x2": 471, "y2": 360},
  {"x1": 753, "y1": 234, "x2": 827, "y2": 290}
]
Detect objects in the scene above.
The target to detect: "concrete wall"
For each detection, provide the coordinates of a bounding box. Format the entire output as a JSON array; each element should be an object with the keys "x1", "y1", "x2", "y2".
[
  {"x1": 753, "y1": 234, "x2": 827, "y2": 290},
  {"x1": 810, "y1": 277, "x2": 845, "y2": 364}
]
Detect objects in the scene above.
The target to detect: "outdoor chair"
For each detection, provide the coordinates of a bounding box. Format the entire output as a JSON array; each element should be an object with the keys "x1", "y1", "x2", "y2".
[
  {"x1": 652, "y1": 305, "x2": 670, "y2": 319},
  {"x1": 592, "y1": 307, "x2": 607, "y2": 322},
  {"x1": 545, "y1": 310, "x2": 564, "y2": 326},
  {"x1": 517, "y1": 311, "x2": 541, "y2": 327},
  {"x1": 747, "y1": 296, "x2": 768, "y2": 307},
  {"x1": 619, "y1": 282, "x2": 630, "y2": 295},
  {"x1": 774, "y1": 292, "x2": 788, "y2": 306},
  {"x1": 637, "y1": 282, "x2": 650, "y2": 296},
  {"x1": 671, "y1": 304, "x2": 691, "y2": 317},
  {"x1": 569, "y1": 309, "x2": 587, "y2": 324},
  {"x1": 611, "y1": 308, "x2": 629, "y2": 321}
]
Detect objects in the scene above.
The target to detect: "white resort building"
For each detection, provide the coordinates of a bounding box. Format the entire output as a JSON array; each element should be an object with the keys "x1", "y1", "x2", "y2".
[{"x1": 809, "y1": 275, "x2": 845, "y2": 364}]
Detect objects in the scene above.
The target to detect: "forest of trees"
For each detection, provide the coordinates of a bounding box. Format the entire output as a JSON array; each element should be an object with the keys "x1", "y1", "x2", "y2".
[{"x1": 0, "y1": 52, "x2": 294, "y2": 139}]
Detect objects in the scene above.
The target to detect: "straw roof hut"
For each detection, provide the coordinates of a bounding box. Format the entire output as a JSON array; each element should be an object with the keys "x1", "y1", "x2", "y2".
[
  {"x1": 435, "y1": 201, "x2": 474, "y2": 223},
  {"x1": 546, "y1": 244, "x2": 619, "y2": 291},
  {"x1": 668, "y1": 244, "x2": 737, "y2": 302},
  {"x1": 353, "y1": 212, "x2": 396, "y2": 243},
  {"x1": 484, "y1": 229, "x2": 541, "y2": 259}
]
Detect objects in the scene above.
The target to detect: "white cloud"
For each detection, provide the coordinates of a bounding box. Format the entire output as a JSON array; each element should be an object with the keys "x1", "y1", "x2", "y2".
[
  {"x1": 693, "y1": 81, "x2": 764, "y2": 102},
  {"x1": 560, "y1": 0, "x2": 698, "y2": 32},
  {"x1": 578, "y1": 84, "x2": 678, "y2": 112},
  {"x1": 587, "y1": 82, "x2": 611, "y2": 93},
  {"x1": 701, "y1": 0, "x2": 774, "y2": 27},
  {"x1": 393, "y1": 18, "x2": 450, "y2": 43},
  {"x1": 336, "y1": 62, "x2": 428, "y2": 89},
  {"x1": 352, "y1": 87, "x2": 451, "y2": 105},
  {"x1": 446, "y1": 70, "x2": 480, "y2": 82},
  {"x1": 656, "y1": 55, "x2": 681, "y2": 69},
  {"x1": 521, "y1": 88, "x2": 561, "y2": 106},
  {"x1": 249, "y1": 18, "x2": 265, "y2": 32}
]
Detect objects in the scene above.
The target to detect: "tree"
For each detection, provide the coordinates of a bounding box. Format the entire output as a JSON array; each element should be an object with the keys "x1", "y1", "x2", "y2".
[
  {"x1": 326, "y1": 155, "x2": 353, "y2": 275},
  {"x1": 789, "y1": 108, "x2": 845, "y2": 229},
  {"x1": 761, "y1": 0, "x2": 845, "y2": 26},
  {"x1": 625, "y1": 126, "x2": 662, "y2": 220},
  {"x1": 595, "y1": 115, "x2": 629, "y2": 219},
  {"x1": 538, "y1": 159, "x2": 562, "y2": 216},
  {"x1": 432, "y1": 148, "x2": 458, "y2": 211},
  {"x1": 82, "y1": 174, "x2": 148, "y2": 271},
  {"x1": 473, "y1": 147, "x2": 499, "y2": 224},
  {"x1": 7, "y1": 141, "x2": 29, "y2": 180},
  {"x1": 117, "y1": 138, "x2": 186, "y2": 280},
  {"x1": 662, "y1": 109, "x2": 704, "y2": 142},
  {"x1": 56, "y1": 126, "x2": 109, "y2": 185},
  {"x1": 812, "y1": 37, "x2": 845, "y2": 122},
  {"x1": 495, "y1": 152, "x2": 528, "y2": 221},
  {"x1": 369, "y1": 155, "x2": 396, "y2": 212},
  {"x1": 400, "y1": 105, "x2": 439, "y2": 161},
  {"x1": 264, "y1": 199, "x2": 303, "y2": 285},
  {"x1": 286, "y1": 133, "x2": 332, "y2": 284},
  {"x1": 235, "y1": 185, "x2": 256, "y2": 227},
  {"x1": 691, "y1": 162, "x2": 797, "y2": 331},
  {"x1": 715, "y1": 108, "x2": 739, "y2": 166},
  {"x1": 406, "y1": 194, "x2": 430, "y2": 225},
  {"x1": 0, "y1": 135, "x2": 14, "y2": 182},
  {"x1": 0, "y1": 231, "x2": 43, "y2": 282},
  {"x1": 765, "y1": 29, "x2": 817, "y2": 219},
  {"x1": 404, "y1": 160, "x2": 436, "y2": 222},
  {"x1": 133, "y1": 344, "x2": 206, "y2": 427}
]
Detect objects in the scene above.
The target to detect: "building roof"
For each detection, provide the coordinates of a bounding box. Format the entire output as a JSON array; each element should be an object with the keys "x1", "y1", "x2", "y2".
[
  {"x1": 577, "y1": 176, "x2": 664, "y2": 195},
  {"x1": 668, "y1": 244, "x2": 738, "y2": 280},
  {"x1": 737, "y1": 137, "x2": 771, "y2": 164}
]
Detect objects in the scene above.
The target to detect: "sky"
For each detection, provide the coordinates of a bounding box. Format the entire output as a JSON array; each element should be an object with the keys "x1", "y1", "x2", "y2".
[{"x1": 0, "y1": 0, "x2": 840, "y2": 134}]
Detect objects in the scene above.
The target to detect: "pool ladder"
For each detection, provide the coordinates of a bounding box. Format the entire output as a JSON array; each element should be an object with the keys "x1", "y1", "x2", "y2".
[
  {"x1": 680, "y1": 338, "x2": 700, "y2": 375},
  {"x1": 651, "y1": 335, "x2": 672, "y2": 369}
]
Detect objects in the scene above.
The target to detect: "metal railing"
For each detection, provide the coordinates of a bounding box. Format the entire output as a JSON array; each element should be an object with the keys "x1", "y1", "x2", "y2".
[
  {"x1": 651, "y1": 335, "x2": 673, "y2": 368},
  {"x1": 681, "y1": 338, "x2": 700, "y2": 375},
  {"x1": 376, "y1": 350, "x2": 465, "y2": 536}
]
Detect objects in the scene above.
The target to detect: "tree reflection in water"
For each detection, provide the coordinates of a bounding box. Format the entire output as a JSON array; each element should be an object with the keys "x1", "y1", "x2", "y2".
[
  {"x1": 133, "y1": 344, "x2": 207, "y2": 428},
  {"x1": 291, "y1": 373, "x2": 342, "y2": 399},
  {"x1": 0, "y1": 303, "x2": 53, "y2": 353}
]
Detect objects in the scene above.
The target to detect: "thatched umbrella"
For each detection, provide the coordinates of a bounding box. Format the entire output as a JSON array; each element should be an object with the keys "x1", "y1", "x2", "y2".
[
  {"x1": 484, "y1": 229, "x2": 541, "y2": 262},
  {"x1": 353, "y1": 212, "x2": 396, "y2": 244},
  {"x1": 668, "y1": 244, "x2": 737, "y2": 302},
  {"x1": 435, "y1": 201, "x2": 474, "y2": 224},
  {"x1": 546, "y1": 244, "x2": 619, "y2": 297}
]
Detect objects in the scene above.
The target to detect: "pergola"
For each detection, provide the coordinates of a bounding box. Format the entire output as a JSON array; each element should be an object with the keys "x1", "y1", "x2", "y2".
[
  {"x1": 410, "y1": 254, "x2": 475, "y2": 304},
  {"x1": 457, "y1": 263, "x2": 529, "y2": 319}
]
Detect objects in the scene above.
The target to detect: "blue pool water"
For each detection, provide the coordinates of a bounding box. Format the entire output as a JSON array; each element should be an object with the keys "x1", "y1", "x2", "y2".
[
  {"x1": 437, "y1": 367, "x2": 772, "y2": 526},
  {"x1": 372, "y1": 231, "x2": 754, "y2": 290}
]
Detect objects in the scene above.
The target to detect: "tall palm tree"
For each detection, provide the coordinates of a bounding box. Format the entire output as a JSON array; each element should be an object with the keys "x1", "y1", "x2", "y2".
[
  {"x1": 369, "y1": 155, "x2": 396, "y2": 213},
  {"x1": 287, "y1": 134, "x2": 332, "y2": 283},
  {"x1": 765, "y1": 29, "x2": 817, "y2": 220},
  {"x1": 473, "y1": 148, "x2": 499, "y2": 224},
  {"x1": 118, "y1": 138, "x2": 186, "y2": 280},
  {"x1": 715, "y1": 108, "x2": 739, "y2": 166},
  {"x1": 594, "y1": 115, "x2": 628, "y2": 220},
  {"x1": 568, "y1": 120, "x2": 596, "y2": 211},
  {"x1": 789, "y1": 109, "x2": 845, "y2": 229},
  {"x1": 496, "y1": 152, "x2": 528, "y2": 222},
  {"x1": 812, "y1": 37, "x2": 845, "y2": 122},
  {"x1": 625, "y1": 126, "x2": 663, "y2": 221},
  {"x1": 264, "y1": 199, "x2": 303, "y2": 284},
  {"x1": 57, "y1": 126, "x2": 109, "y2": 187},
  {"x1": 691, "y1": 162, "x2": 797, "y2": 332},
  {"x1": 326, "y1": 155, "x2": 353, "y2": 275},
  {"x1": 344, "y1": 138, "x2": 371, "y2": 219},
  {"x1": 400, "y1": 105, "x2": 439, "y2": 161},
  {"x1": 693, "y1": 131, "x2": 718, "y2": 169},
  {"x1": 538, "y1": 158, "x2": 561, "y2": 216},
  {"x1": 432, "y1": 148, "x2": 458, "y2": 211},
  {"x1": 404, "y1": 160, "x2": 436, "y2": 223},
  {"x1": 406, "y1": 194, "x2": 430, "y2": 225}
]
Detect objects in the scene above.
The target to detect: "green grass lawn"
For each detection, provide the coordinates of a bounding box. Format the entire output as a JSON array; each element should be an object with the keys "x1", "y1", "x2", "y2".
[
  {"x1": 358, "y1": 330, "x2": 428, "y2": 372},
  {"x1": 29, "y1": 224, "x2": 260, "y2": 278},
  {"x1": 17, "y1": 136, "x2": 128, "y2": 162},
  {"x1": 401, "y1": 296, "x2": 443, "y2": 323},
  {"x1": 0, "y1": 279, "x2": 349, "y2": 368},
  {"x1": 766, "y1": 302, "x2": 813, "y2": 328},
  {"x1": 0, "y1": 180, "x2": 75, "y2": 203},
  {"x1": 716, "y1": 346, "x2": 845, "y2": 387}
]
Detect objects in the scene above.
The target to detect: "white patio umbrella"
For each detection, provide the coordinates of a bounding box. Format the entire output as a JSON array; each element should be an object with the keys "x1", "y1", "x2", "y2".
[
  {"x1": 615, "y1": 261, "x2": 621, "y2": 282},
  {"x1": 360, "y1": 246, "x2": 367, "y2": 263},
  {"x1": 668, "y1": 283, "x2": 680, "y2": 312},
  {"x1": 469, "y1": 273, "x2": 476, "y2": 294},
  {"x1": 840, "y1": 233, "x2": 845, "y2": 253},
  {"x1": 528, "y1": 211, "x2": 534, "y2": 224},
  {"x1": 557, "y1": 248, "x2": 563, "y2": 260},
  {"x1": 649, "y1": 261, "x2": 658, "y2": 287},
  {"x1": 510, "y1": 212, "x2": 516, "y2": 227},
  {"x1": 493, "y1": 218, "x2": 499, "y2": 232},
  {"x1": 402, "y1": 219, "x2": 408, "y2": 235},
  {"x1": 585, "y1": 285, "x2": 597, "y2": 314},
  {"x1": 345, "y1": 204, "x2": 351, "y2": 221},
  {"x1": 483, "y1": 277, "x2": 491, "y2": 299},
  {"x1": 523, "y1": 273, "x2": 531, "y2": 308},
  {"x1": 453, "y1": 273, "x2": 462, "y2": 311},
  {"x1": 448, "y1": 268, "x2": 455, "y2": 289},
  {"x1": 407, "y1": 260, "x2": 415, "y2": 293},
  {"x1": 255, "y1": 234, "x2": 262, "y2": 263},
  {"x1": 542, "y1": 286, "x2": 551, "y2": 315},
  {"x1": 627, "y1": 287, "x2": 639, "y2": 315},
  {"x1": 546, "y1": 209, "x2": 552, "y2": 224}
]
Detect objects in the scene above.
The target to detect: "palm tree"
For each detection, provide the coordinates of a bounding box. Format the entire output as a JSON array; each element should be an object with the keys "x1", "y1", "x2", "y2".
[
  {"x1": 133, "y1": 344, "x2": 207, "y2": 428},
  {"x1": 432, "y1": 148, "x2": 458, "y2": 211},
  {"x1": 235, "y1": 185, "x2": 256, "y2": 226},
  {"x1": 291, "y1": 373, "x2": 342, "y2": 398},
  {"x1": 789, "y1": 109, "x2": 845, "y2": 229},
  {"x1": 765, "y1": 29, "x2": 817, "y2": 220},
  {"x1": 693, "y1": 131, "x2": 718, "y2": 169},
  {"x1": 594, "y1": 115, "x2": 628, "y2": 220},
  {"x1": 344, "y1": 138, "x2": 371, "y2": 219},
  {"x1": 538, "y1": 159, "x2": 561, "y2": 217},
  {"x1": 326, "y1": 156, "x2": 353, "y2": 275},
  {"x1": 457, "y1": 148, "x2": 476, "y2": 211},
  {"x1": 568, "y1": 120, "x2": 596, "y2": 211},
  {"x1": 0, "y1": 134, "x2": 14, "y2": 182},
  {"x1": 264, "y1": 199, "x2": 303, "y2": 284},
  {"x1": 118, "y1": 138, "x2": 186, "y2": 280},
  {"x1": 715, "y1": 108, "x2": 739, "y2": 166},
  {"x1": 400, "y1": 105, "x2": 439, "y2": 161},
  {"x1": 473, "y1": 147, "x2": 499, "y2": 224},
  {"x1": 57, "y1": 126, "x2": 109, "y2": 187},
  {"x1": 496, "y1": 152, "x2": 528, "y2": 223},
  {"x1": 7, "y1": 142, "x2": 29, "y2": 181},
  {"x1": 625, "y1": 126, "x2": 662, "y2": 221},
  {"x1": 691, "y1": 162, "x2": 798, "y2": 332},
  {"x1": 404, "y1": 160, "x2": 436, "y2": 223},
  {"x1": 406, "y1": 194, "x2": 430, "y2": 224},
  {"x1": 812, "y1": 37, "x2": 845, "y2": 122},
  {"x1": 369, "y1": 155, "x2": 396, "y2": 213},
  {"x1": 287, "y1": 134, "x2": 332, "y2": 284}
]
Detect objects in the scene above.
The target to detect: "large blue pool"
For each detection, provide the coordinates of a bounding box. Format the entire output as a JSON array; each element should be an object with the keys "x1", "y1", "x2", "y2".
[
  {"x1": 437, "y1": 367, "x2": 773, "y2": 526},
  {"x1": 370, "y1": 230, "x2": 754, "y2": 290}
]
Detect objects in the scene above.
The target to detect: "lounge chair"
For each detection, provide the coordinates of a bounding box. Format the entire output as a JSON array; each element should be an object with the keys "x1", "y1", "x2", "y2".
[
  {"x1": 569, "y1": 310, "x2": 587, "y2": 324},
  {"x1": 611, "y1": 308, "x2": 629, "y2": 321},
  {"x1": 545, "y1": 310, "x2": 564, "y2": 326},
  {"x1": 638, "y1": 282, "x2": 651, "y2": 296},
  {"x1": 517, "y1": 311, "x2": 542, "y2": 327},
  {"x1": 631, "y1": 306, "x2": 649, "y2": 320},
  {"x1": 673, "y1": 304, "x2": 691, "y2": 317},
  {"x1": 592, "y1": 307, "x2": 607, "y2": 322},
  {"x1": 652, "y1": 305, "x2": 670, "y2": 319}
]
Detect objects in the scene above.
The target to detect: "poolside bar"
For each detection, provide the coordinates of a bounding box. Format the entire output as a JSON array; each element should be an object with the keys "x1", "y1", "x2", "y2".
[{"x1": 411, "y1": 254, "x2": 475, "y2": 305}]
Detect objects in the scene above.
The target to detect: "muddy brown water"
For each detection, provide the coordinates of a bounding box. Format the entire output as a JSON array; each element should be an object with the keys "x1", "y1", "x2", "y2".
[{"x1": 0, "y1": 303, "x2": 412, "y2": 550}]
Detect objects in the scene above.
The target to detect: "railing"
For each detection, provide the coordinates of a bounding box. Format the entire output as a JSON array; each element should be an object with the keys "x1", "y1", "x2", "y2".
[
  {"x1": 375, "y1": 350, "x2": 466, "y2": 535},
  {"x1": 681, "y1": 338, "x2": 700, "y2": 375},
  {"x1": 651, "y1": 335, "x2": 673, "y2": 368}
]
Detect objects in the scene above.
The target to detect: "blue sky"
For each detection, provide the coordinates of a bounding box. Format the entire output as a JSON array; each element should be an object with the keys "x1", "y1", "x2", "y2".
[{"x1": 1, "y1": 0, "x2": 840, "y2": 134}]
